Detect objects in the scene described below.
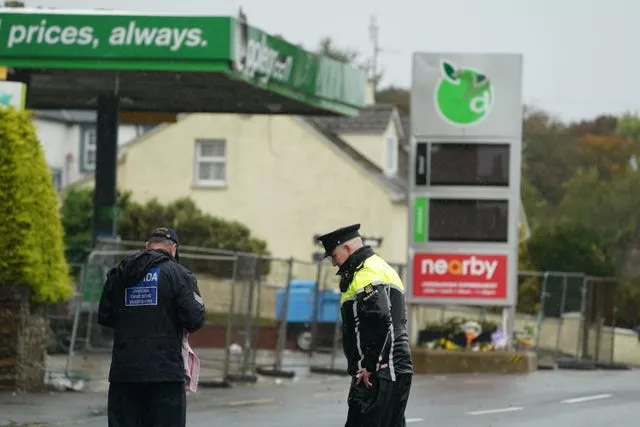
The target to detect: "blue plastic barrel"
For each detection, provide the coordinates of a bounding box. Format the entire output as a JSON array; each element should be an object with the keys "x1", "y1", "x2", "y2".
[{"x1": 275, "y1": 280, "x2": 341, "y2": 323}]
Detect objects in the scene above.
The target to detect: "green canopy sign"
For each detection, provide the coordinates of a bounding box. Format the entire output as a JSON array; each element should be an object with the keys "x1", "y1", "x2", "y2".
[
  {"x1": 0, "y1": 9, "x2": 366, "y2": 115},
  {"x1": 0, "y1": 13, "x2": 231, "y2": 60}
]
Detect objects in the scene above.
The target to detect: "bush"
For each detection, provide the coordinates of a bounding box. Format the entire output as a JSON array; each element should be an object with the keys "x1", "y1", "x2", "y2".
[
  {"x1": 60, "y1": 186, "x2": 130, "y2": 263},
  {"x1": 0, "y1": 107, "x2": 71, "y2": 302},
  {"x1": 117, "y1": 197, "x2": 271, "y2": 277},
  {"x1": 526, "y1": 221, "x2": 616, "y2": 276}
]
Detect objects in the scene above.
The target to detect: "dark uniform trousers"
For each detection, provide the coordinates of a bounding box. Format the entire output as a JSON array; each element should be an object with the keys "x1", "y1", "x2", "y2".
[
  {"x1": 107, "y1": 382, "x2": 186, "y2": 427},
  {"x1": 345, "y1": 373, "x2": 413, "y2": 427}
]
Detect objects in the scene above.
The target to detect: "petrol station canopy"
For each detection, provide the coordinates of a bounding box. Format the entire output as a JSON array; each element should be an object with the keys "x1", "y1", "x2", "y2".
[{"x1": 0, "y1": 8, "x2": 367, "y2": 116}]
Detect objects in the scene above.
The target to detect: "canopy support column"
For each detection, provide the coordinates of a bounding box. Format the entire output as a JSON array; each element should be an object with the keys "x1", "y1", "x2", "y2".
[{"x1": 92, "y1": 91, "x2": 120, "y2": 246}]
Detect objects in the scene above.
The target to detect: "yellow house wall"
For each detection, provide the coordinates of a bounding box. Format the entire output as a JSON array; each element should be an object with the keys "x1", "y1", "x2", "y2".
[{"x1": 114, "y1": 114, "x2": 405, "y2": 264}]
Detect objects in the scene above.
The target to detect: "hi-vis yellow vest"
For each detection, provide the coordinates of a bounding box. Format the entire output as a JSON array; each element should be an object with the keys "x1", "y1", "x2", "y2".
[{"x1": 340, "y1": 254, "x2": 405, "y2": 305}]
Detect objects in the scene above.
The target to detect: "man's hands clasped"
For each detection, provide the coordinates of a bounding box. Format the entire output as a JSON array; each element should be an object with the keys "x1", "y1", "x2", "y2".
[{"x1": 355, "y1": 363, "x2": 388, "y2": 388}]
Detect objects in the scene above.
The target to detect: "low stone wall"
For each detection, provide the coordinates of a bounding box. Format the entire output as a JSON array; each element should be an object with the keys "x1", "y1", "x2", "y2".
[
  {"x1": 189, "y1": 324, "x2": 295, "y2": 351},
  {"x1": 0, "y1": 285, "x2": 48, "y2": 392},
  {"x1": 411, "y1": 348, "x2": 537, "y2": 374}
]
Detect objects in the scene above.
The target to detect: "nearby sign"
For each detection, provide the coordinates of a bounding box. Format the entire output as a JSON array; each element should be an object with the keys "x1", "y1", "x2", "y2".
[
  {"x1": 412, "y1": 253, "x2": 508, "y2": 300},
  {"x1": 0, "y1": 81, "x2": 25, "y2": 109},
  {"x1": 408, "y1": 51, "x2": 523, "y2": 308}
]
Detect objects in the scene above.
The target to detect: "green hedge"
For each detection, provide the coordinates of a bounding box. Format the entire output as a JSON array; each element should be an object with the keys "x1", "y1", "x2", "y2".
[{"x1": 0, "y1": 107, "x2": 72, "y2": 302}]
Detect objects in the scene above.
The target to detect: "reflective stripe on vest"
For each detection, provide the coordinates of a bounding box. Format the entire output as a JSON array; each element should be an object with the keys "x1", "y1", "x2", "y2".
[{"x1": 340, "y1": 254, "x2": 404, "y2": 305}]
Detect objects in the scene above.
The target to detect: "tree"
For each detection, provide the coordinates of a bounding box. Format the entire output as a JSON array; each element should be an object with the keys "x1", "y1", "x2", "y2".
[
  {"x1": 316, "y1": 36, "x2": 384, "y2": 90},
  {"x1": 0, "y1": 108, "x2": 72, "y2": 302},
  {"x1": 568, "y1": 114, "x2": 618, "y2": 138},
  {"x1": 557, "y1": 167, "x2": 640, "y2": 273},
  {"x1": 375, "y1": 86, "x2": 410, "y2": 115},
  {"x1": 59, "y1": 187, "x2": 131, "y2": 263},
  {"x1": 117, "y1": 197, "x2": 271, "y2": 277},
  {"x1": 526, "y1": 221, "x2": 615, "y2": 277},
  {"x1": 520, "y1": 175, "x2": 550, "y2": 232},
  {"x1": 517, "y1": 241, "x2": 543, "y2": 315},
  {"x1": 521, "y1": 107, "x2": 579, "y2": 207},
  {"x1": 617, "y1": 113, "x2": 640, "y2": 142},
  {"x1": 574, "y1": 134, "x2": 639, "y2": 180},
  {"x1": 317, "y1": 37, "x2": 360, "y2": 63},
  {"x1": 524, "y1": 221, "x2": 617, "y2": 321}
]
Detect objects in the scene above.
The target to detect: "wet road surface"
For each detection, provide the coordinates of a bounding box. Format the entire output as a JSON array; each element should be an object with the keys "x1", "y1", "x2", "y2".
[{"x1": 33, "y1": 368, "x2": 640, "y2": 427}]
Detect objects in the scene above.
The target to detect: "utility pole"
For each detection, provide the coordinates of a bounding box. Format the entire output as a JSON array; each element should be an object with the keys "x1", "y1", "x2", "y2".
[{"x1": 368, "y1": 15, "x2": 381, "y2": 93}]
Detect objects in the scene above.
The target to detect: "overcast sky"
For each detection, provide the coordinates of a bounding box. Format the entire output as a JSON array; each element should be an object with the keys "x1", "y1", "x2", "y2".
[{"x1": 22, "y1": 0, "x2": 639, "y2": 123}]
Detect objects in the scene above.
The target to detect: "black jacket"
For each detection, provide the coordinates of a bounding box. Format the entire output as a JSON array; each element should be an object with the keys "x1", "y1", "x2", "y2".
[
  {"x1": 97, "y1": 248, "x2": 205, "y2": 383},
  {"x1": 339, "y1": 247, "x2": 413, "y2": 378}
]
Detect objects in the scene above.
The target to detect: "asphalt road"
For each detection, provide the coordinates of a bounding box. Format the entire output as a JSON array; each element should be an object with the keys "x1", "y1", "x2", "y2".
[{"x1": 42, "y1": 368, "x2": 640, "y2": 427}]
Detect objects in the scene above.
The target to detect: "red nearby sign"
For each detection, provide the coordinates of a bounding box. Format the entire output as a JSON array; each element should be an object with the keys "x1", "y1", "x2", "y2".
[{"x1": 412, "y1": 253, "x2": 508, "y2": 299}]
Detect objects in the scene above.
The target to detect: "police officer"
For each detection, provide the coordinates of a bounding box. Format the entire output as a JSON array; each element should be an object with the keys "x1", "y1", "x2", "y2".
[
  {"x1": 316, "y1": 224, "x2": 413, "y2": 427},
  {"x1": 98, "y1": 227, "x2": 205, "y2": 427}
]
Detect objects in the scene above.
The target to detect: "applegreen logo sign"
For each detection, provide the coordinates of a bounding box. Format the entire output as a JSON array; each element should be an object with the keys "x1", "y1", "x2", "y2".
[{"x1": 434, "y1": 60, "x2": 493, "y2": 126}]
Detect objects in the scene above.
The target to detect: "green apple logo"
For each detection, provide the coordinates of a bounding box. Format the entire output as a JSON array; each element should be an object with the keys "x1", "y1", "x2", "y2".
[{"x1": 434, "y1": 60, "x2": 493, "y2": 126}]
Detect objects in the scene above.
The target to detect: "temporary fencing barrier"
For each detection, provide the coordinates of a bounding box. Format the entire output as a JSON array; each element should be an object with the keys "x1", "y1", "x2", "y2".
[{"x1": 58, "y1": 237, "x2": 626, "y2": 383}]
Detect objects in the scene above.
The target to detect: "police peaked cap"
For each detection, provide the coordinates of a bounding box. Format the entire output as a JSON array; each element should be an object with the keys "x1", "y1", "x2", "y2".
[
  {"x1": 148, "y1": 227, "x2": 180, "y2": 262},
  {"x1": 316, "y1": 224, "x2": 361, "y2": 257}
]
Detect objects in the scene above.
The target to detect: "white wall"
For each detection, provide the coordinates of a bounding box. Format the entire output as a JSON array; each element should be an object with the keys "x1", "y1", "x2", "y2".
[{"x1": 33, "y1": 118, "x2": 142, "y2": 190}]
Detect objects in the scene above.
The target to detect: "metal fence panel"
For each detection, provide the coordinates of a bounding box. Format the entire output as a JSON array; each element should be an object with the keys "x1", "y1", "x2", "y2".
[
  {"x1": 63, "y1": 239, "x2": 247, "y2": 386},
  {"x1": 51, "y1": 236, "x2": 627, "y2": 383},
  {"x1": 581, "y1": 276, "x2": 617, "y2": 365}
]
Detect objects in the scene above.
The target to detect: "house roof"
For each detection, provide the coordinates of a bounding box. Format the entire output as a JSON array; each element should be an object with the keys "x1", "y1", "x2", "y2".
[
  {"x1": 311, "y1": 104, "x2": 397, "y2": 134},
  {"x1": 32, "y1": 109, "x2": 97, "y2": 124},
  {"x1": 303, "y1": 113, "x2": 408, "y2": 201}
]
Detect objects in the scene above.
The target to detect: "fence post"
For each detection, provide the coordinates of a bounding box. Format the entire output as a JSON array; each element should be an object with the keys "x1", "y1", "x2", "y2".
[
  {"x1": 223, "y1": 255, "x2": 239, "y2": 382},
  {"x1": 274, "y1": 257, "x2": 294, "y2": 372},
  {"x1": 534, "y1": 271, "x2": 550, "y2": 357},
  {"x1": 250, "y1": 256, "x2": 264, "y2": 372},
  {"x1": 65, "y1": 262, "x2": 87, "y2": 377},
  {"x1": 83, "y1": 266, "x2": 97, "y2": 351},
  {"x1": 577, "y1": 276, "x2": 588, "y2": 360},
  {"x1": 329, "y1": 298, "x2": 342, "y2": 370},
  {"x1": 594, "y1": 282, "x2": 603, "y2": 362},
  {"x1": 309, "y1": 260, "x2": 323, "y2": 356},
  {"x1": 554, "y1": 274, "x2": 569, "y2": 356},
  {"x1": 241, "y1": 255, "x2": 258, "y2": 376}
]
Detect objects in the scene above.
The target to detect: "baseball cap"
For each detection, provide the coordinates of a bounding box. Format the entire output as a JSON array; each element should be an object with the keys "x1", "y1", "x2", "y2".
[{"x1": 148, "y1": 227, "x2": 180, "y2": 261}]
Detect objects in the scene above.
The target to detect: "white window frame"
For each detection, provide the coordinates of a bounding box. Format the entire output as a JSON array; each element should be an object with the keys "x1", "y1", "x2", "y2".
[
  {"x1": 82, "y1": 128, "x2": 97, "y2": 172},
  {"x1": 194, "y1": 139, "x2": 227, "y2": 187},
  {"x1": 385, "y1": 135, "x2": 398, "y2": 176}
]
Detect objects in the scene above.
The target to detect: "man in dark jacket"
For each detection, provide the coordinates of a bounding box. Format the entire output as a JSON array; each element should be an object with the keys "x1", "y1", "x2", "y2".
[
  {"x1": 316, "y1": 223, "x2": 413, "y2": 427},
  {"x1": 98, "y1": 227, "x2": 205, "y2": 427}
]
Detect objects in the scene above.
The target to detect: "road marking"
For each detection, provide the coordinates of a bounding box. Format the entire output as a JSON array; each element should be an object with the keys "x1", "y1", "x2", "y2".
[
  {"x1": 312, "y1": 390, "x2": 344, "y2": 398},
  {"x1": 463, "y1": 379, "x2": 489, "y2": 385},
  {"x1": 407, "y1": 418, "x2": 424, "y2": 423},
  {"x1": 467, "y1": 406, "x2": 524, "y2": 416},
  {"x1": 561, "y1": 394, "x2": 612, "y2": 404},
  {"x1": 226, "y1": 398, "x2": 276, "y2": 407},
  {"x1": 54, "y1": 420, "x2": 93, "y2": 426}
]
